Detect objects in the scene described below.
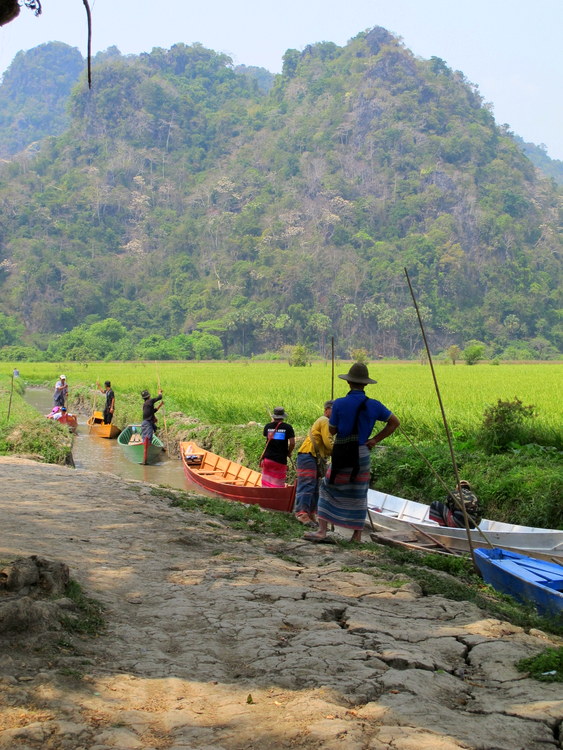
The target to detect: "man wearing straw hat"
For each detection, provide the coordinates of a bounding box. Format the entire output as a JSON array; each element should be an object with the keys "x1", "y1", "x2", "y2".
[{"x1": 304, "y1": 362, "x2": 399, "y2": 543}]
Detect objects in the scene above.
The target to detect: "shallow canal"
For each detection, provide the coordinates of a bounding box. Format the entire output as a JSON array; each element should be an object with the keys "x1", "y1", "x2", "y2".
[{"x1": 24, "y1": 389, "x2": 189, "y2": 491}]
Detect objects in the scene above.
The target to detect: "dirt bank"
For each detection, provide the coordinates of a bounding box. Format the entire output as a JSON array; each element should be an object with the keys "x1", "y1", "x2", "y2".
[{"x1": 0, "y1": 457, "x2": 561, "y2": 750}]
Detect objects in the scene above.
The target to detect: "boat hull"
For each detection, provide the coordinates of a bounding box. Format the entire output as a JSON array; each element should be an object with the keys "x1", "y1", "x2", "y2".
[
  {"x1": 118, "y1": 425, "x2": 164, "y2": 464},
  {"x1": 367, "y1": 489, "x2": 563, "y2": 563},
  {"x1": 180, "y1": 441, "x2": 295, "y2": 513},
  {"x1": 87, "y1": 412, "x2": 121, "y2": 439},
  {"x1": 474, "y1": 548, "x2": 563, "y2": 617}
]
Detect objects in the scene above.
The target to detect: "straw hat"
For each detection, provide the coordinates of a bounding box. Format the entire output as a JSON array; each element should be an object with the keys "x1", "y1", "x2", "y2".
[{"x1": 338, "y1": 362, "x2": 377, "y2": 384}]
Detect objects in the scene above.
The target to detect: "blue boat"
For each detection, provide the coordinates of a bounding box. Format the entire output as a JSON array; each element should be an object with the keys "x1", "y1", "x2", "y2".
[{"x1": 474, "y1": 548, "x2": 563, "y2": 617}]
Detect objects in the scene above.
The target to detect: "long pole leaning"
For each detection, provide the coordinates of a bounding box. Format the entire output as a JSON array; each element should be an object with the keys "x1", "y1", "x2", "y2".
[
  {"x1": 155, "y1": 368, "x2": 169, "y2": 453},
  {"x1": 331, "y1": 336, "x2": 335, "y2": 400},
  {"x1": 6, "y1": 373, "x2": 14, "y2": 423},
  {"x1": 404, "y1": 267, "x2": 477, "y2": 569}
]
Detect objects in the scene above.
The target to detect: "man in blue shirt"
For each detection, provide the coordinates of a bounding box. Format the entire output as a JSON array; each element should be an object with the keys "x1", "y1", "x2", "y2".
[{"x1": 304, "y1": 362, "x2": 399, "y2": 544}]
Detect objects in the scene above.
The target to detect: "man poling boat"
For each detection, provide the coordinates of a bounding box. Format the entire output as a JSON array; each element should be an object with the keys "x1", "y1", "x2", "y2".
[{"x1": 140, "y1": 388, "x2": 163, "y2": 465}]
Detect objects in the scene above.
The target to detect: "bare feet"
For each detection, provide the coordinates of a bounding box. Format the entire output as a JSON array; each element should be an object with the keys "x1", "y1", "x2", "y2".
[{"x1": 350, "y1": 530, "x2": 362, "y2": 543}]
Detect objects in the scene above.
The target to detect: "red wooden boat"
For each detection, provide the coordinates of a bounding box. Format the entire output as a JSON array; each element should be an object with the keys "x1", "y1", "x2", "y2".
[{"x1": 180, "y1": 440, "x2": 295, "y2": 512}]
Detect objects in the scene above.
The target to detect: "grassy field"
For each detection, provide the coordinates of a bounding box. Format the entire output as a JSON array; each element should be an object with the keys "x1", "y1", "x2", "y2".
[
  {"x1": 6, "y1": 360, "x2": 562, "y2": 443},
  {"x1": 1, "y1": 361, "x2": 561, "y2": 528}
]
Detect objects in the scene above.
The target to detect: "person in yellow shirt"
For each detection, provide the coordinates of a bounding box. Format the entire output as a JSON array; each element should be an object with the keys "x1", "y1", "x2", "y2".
[{"x1": 294, "y1": 400, "x2": 334, "y2": 526}]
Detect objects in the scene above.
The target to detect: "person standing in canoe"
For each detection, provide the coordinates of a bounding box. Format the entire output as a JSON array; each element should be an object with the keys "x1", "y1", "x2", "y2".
[
  {"x1": 261, "y1": 407, "x2": 295, "y2": 488},
  {"x1": 304, "y1": 363, "x2": 399, "y2": 544},
  {"x1": 97, "y1": 380, "x2": 115, "y2": 424},
  {"x1": 294, "y1": 400, "x2": 334, "y2": 527},
  {"x1": 140, "y1": 388, "x2": 163, "y2": 465},
  {"x1": 53, "y1": 374, "x2": 68, "y2": 408}
]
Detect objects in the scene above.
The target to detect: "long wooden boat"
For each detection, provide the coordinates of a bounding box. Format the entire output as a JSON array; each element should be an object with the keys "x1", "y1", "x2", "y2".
[
  {"x1": 474, "y1": 548, "x2": 563, "y2": 617},
  {"x1": 87, "y1": 410, "x2": 121, "y2": 439},
  {"x1": 180, "y1": 441, "x2": 296, "y2": 513},
  {"x1": 367, "y1": 489, "x2": 563, "y2": 563},
  {"x1": 118, "y1": 425, "x2": 164, "y2": 464}
]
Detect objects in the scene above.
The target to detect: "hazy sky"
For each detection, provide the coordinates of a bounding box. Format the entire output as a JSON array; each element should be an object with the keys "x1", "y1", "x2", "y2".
[{"x1": 1, "y1": 0, "x2": 562, "y2": 159}]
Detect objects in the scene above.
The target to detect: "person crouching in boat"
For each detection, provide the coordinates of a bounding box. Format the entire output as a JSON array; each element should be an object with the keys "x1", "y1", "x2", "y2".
[
  {"x1": 304, "y1": 363, "x2": 400, "y2": 544},
  {"x1": 260, "y1": 407, "x2": 295, "y2": 488},
  {"x1": 429, "y1": 480, "x2": 482, "y2": 529},
  {"x1": 140, "y1": 388, "x2": 163, "y2": 464},
  {"x1": 294, "y1": 400, "x2": 334, "y2": 527}
]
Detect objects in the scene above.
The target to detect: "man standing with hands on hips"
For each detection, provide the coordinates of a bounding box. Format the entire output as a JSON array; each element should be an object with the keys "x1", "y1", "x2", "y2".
[{"x1": 304, "y1": 363, "x2": 399, "y2": 544}]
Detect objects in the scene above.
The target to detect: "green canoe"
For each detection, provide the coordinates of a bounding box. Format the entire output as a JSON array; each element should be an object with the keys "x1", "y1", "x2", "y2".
[{"x1": 117, "y1": 425, "x2": 165, "y2": 464}]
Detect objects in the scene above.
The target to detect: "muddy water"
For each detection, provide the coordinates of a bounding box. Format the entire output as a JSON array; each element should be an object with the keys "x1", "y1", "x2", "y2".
[{"x1": 24, "y1": 389, "x2": 188, "y2": 491}]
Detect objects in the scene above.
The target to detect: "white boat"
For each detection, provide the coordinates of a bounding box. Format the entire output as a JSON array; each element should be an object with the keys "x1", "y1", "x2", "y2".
[{"x1": 367, "y1": 489, "x2": 563, "y2": 563}]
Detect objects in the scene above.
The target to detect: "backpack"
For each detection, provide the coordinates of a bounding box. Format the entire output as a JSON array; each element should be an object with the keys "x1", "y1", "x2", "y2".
[{"x1": 328, "y1": 398, "x2": 367, "y2": 484}]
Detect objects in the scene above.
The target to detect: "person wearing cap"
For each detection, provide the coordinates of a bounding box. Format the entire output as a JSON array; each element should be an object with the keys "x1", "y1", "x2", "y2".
[
  {"x1": 97, "y1": 380, "x2": 115, "y2": 424},
  {"x1": 140, "y1": 388, "x2": 163, "y2": 463},
  {"x1": 260, "y1": 407, "x2": 295, "y2": 488},
  {"x1": 294, "y1": 400, "x2": 334, "y2": 526},
  {"x1": 304, "y1": 362, "x2": 399, "y2": 543},
  {"x1": 53, "y1": 374, "x2": 68, "y2": 407}
]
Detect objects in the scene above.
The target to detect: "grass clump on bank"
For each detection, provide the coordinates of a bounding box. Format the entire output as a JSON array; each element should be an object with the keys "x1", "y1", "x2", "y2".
[
  {"x1": 60, "y1": 579, "x2": 106, "y2": 637},
  {"x1": 0, "y1": 374, "x2": 72, "y2": 464},
  {"x1": 517, "y1": 647, "x2": 563, "y2": 682},
  {"x1": 155, "y1": 487, "x2": 303, "y2": 540}
]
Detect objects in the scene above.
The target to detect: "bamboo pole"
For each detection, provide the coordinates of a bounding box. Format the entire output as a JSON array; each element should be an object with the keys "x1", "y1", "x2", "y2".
[
  {"x1": 90, "y1": 381, "x2": 99, "y2": 433},
  {"x1": 404, "y1": 267, "x2": 477, "y2": 569},
  {"x1": 6, "y1": 372, "x2": 14, "y2": 423},
  {"x1": 331, "y1": 336, "x2": 335, "y2": 400},
  {"x1": 398, "y1": 426, "x2": 496, "y2": 550},
  {"x1": 155, "y1": 370, "x2": 169, "y2": 452}
]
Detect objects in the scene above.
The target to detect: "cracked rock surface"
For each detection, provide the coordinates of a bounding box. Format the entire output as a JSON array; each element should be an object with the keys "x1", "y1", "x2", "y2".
[{"x1": 0, "y1": 457, "x2": 561, "y2": 749}]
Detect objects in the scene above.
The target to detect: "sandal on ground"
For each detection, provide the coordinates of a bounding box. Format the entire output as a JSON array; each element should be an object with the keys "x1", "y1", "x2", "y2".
[{"x1": 295, "y1": 511, "x2": 316, "y2": 525}]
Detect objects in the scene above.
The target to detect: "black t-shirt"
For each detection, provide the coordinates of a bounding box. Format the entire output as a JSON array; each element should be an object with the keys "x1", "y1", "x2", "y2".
[
  {"x1": 142, "y1": 394, "x2": 162, "y2": 423},
  {"x1": 104, "y1": 388, "x2": 115, "y2": 409},
  {"x1": 262, "y1": 421, "x2": 295, "y2": 464}
]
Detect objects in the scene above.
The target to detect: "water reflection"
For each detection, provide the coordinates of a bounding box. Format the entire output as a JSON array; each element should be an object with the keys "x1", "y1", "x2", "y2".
[{"x1": 24, "y1": 389, "x2": 188, "y2": 491}]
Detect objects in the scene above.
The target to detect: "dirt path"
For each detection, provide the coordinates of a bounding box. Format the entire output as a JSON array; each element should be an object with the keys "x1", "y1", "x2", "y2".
[{"x1": 0, "y1": 456, "x2": 561, "y2": 750}]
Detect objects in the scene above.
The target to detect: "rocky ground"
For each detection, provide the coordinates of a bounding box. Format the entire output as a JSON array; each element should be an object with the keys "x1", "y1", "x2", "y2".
[{"x1": 0, "y1": 456, "x2": 561, "y2": 750}]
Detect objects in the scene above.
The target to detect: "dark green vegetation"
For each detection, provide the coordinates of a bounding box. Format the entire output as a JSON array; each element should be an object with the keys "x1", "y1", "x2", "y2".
[
  {"x1": 517, "y1": 647, "x2": 563, "y2": 682},
  {"x1": 0, "y1": 30, "x2": 561, "y2": 361},
  {"x1": 60, "y1": 579, "x2": 105, "y2": 637},
  {"x1": 162, "y1": 487, "x2": 562, "y2": 636},
  {"x1": 372, "y1": 443, "x2": 562, "y2": 531}
]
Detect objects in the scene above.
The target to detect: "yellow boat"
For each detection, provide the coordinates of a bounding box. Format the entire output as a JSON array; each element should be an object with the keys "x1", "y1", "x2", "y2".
[{"x1": 87, "y1": 410, "x2": 121, "y2": 439}]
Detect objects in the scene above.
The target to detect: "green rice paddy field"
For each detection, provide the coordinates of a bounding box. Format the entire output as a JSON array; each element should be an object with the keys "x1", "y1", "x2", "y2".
[{"x1": 9, "y1": 361, "x2": 563, "y2": 443}]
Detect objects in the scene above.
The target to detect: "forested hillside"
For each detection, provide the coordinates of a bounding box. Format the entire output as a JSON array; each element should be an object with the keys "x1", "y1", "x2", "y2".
[
  {"x1": 0, "y1": 28, "x2": 561, "y2": 361},
  {"x1": 0, "y1": 42, "x2": 84, "y2": 157}
]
